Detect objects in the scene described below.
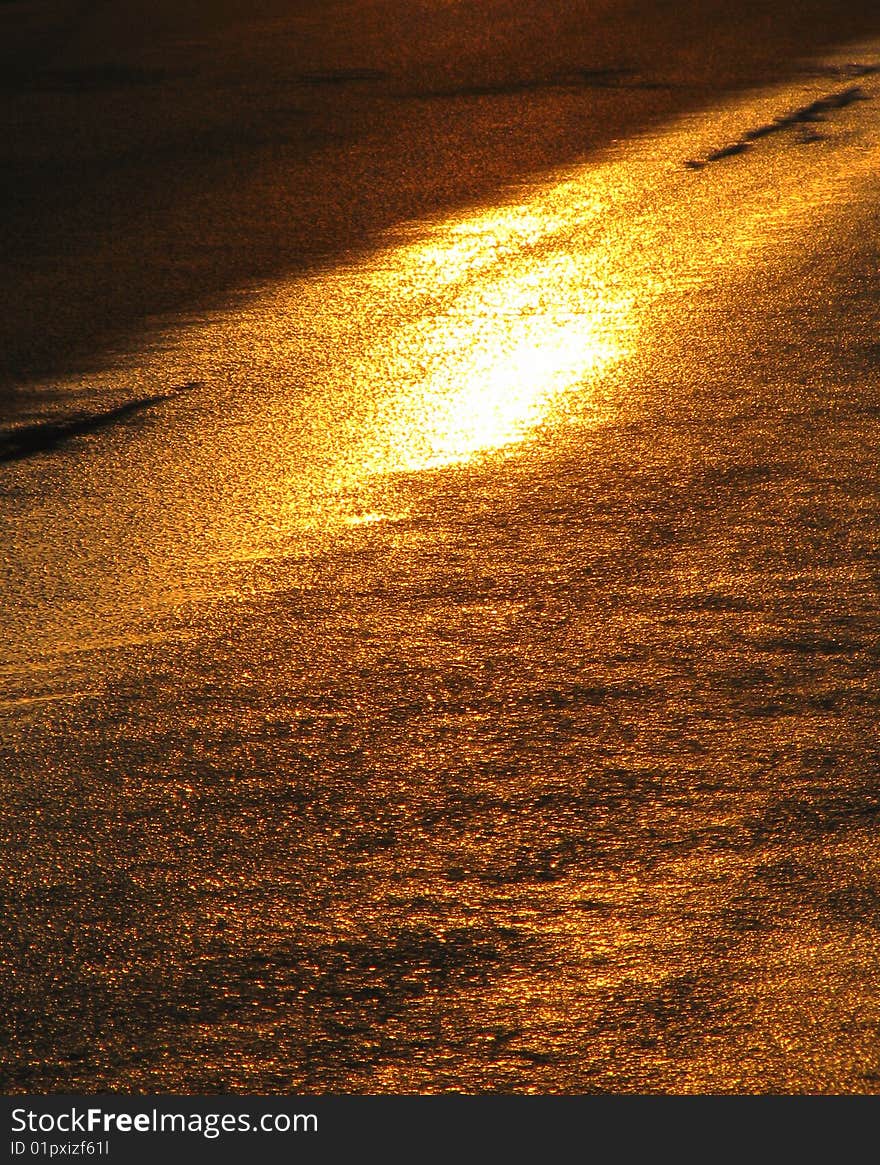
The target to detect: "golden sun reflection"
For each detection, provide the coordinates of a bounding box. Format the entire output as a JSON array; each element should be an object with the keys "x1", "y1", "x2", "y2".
[
  {"x1": 365, "y1": 263, "x2": 631, "y2": 472},
  {"x1": 40, "y1": 60, "x2": 879, "y2": 574},
  {"x1": 346, "y1": 221, "x2": 634, "y2": 478}
]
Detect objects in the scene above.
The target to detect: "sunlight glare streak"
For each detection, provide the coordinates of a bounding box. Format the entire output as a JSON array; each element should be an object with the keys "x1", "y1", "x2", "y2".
[{"x1": 351, "y1": 224, "x2": 634, "y2": 474}]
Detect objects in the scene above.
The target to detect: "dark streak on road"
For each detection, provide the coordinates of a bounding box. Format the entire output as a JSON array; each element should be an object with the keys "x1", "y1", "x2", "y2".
[{"x1": 0, "y1": 382, "x2": 200, "y2": 462}]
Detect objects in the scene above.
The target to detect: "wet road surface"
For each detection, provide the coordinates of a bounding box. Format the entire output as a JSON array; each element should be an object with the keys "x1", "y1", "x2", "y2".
[{"x1": 2, "y1": 45, "x2": 880, "y2": 1092}]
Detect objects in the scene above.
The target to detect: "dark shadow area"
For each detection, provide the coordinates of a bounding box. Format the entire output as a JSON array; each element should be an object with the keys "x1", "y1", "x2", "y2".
[{"x1": 2, "y1": 0, "x2": 880, "y2": 409}]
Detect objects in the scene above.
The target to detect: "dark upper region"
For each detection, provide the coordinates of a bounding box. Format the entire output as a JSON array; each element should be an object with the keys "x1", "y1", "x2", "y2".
[
  {"x1": 297, "y1": 68, "x2": 387, "y2": 84},
  {"x1": 0, "y1": 63, "x2": 175, "y2": 91}
]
